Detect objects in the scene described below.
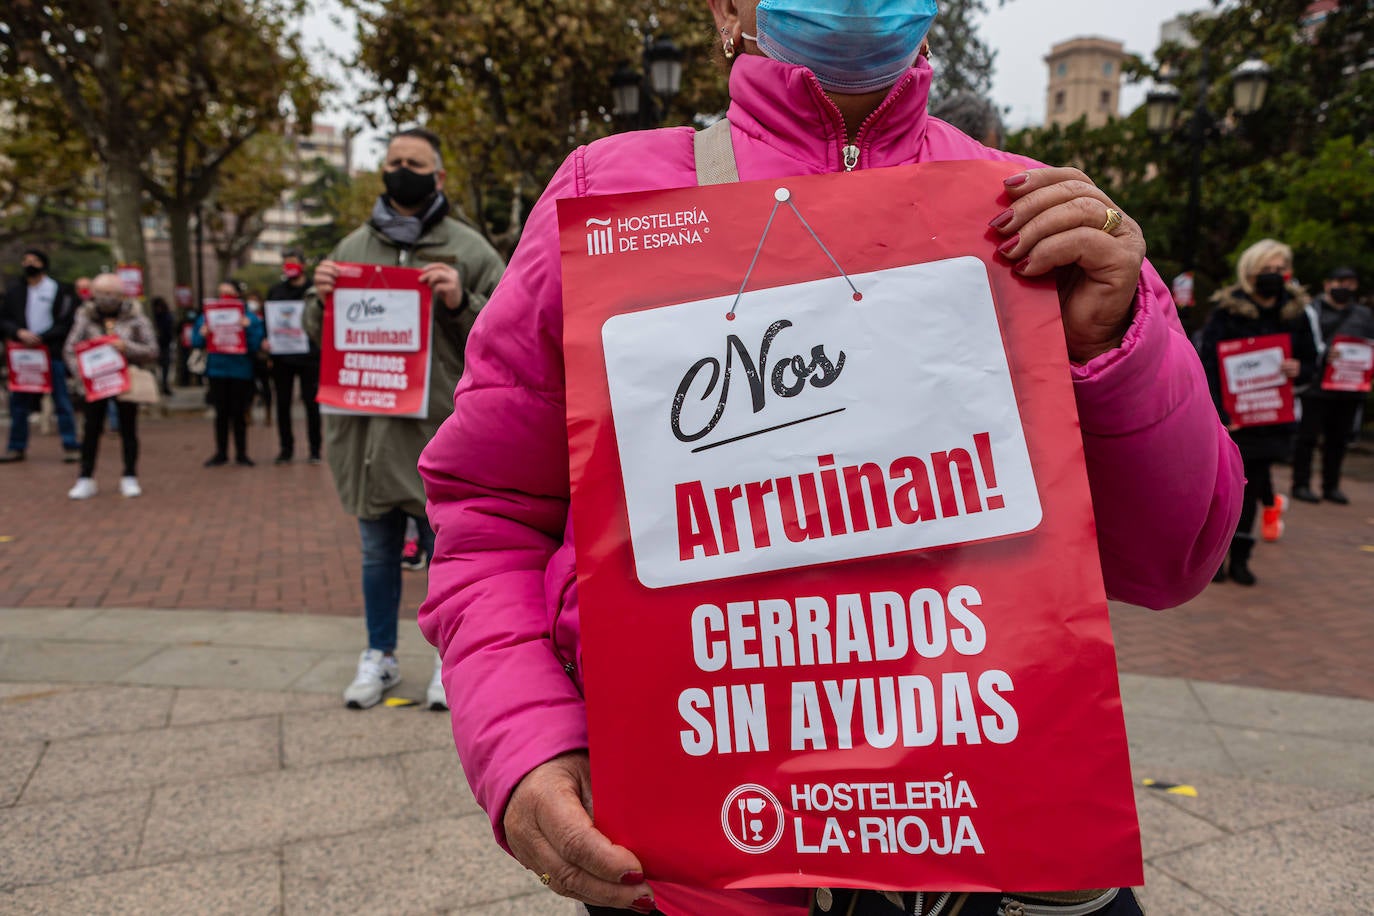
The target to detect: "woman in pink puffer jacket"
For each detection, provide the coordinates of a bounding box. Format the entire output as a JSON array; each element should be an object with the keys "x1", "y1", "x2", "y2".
[{"x1": 418, "y1": 9, "x2": 1243, "y2": 916}]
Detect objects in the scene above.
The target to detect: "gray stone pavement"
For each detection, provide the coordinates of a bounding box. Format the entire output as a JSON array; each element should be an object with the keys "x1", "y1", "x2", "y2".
[{"x1": 2, "y1": 607, "x2": 1372, "y2": 915}]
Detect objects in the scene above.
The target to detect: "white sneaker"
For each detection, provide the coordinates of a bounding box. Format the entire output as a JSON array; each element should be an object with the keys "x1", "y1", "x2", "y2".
[
  {"x1": 343, "y1": 649, "x2": 400, "y2": 709},
  {"x1": 427, "y1": 652, "x2": 448, "y2": 710},
  {"x1": 67, "y1": 477, "x2": 98, "y2": 500},
  {"x1": 119, "y1": 476, "x2": 142, "y2": 498}
]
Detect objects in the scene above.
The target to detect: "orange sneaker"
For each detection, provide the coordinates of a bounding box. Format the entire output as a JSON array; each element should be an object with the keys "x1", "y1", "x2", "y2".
[{"x1": 1261, "y1": 504, "x2": 1285, "y2": 542}]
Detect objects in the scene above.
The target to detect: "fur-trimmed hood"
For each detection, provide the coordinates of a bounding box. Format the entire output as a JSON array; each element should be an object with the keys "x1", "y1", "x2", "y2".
[{"x1": 1210, "y1": 282, "x2": 1310, "y2": 322}]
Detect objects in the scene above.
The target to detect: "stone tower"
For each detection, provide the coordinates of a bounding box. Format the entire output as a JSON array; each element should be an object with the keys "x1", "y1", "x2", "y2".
[{"x1": 1044, "y1": 37, "x2": 1126, "y2": 128}]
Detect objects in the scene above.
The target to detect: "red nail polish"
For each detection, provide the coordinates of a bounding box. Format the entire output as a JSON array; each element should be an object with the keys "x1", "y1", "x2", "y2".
[
  {"x1": 1004, "y1": 172, "x2": 1029, "y2": 188},
  {"x1": 630, "y1": 896, "x2": 656, "y2": 914},
  {"x1": 988, "y1": 208, "x2": 1015, "y2": 230},
  {"x1": 1014, "y1": 257, "x2": 1032, "y2": 273},
  {"x1": 997, "y1": 234, "x2": 1020, "y2": 256},
  {"x1": 621, "y1": 871, "x2": 646, "y2": 885}
]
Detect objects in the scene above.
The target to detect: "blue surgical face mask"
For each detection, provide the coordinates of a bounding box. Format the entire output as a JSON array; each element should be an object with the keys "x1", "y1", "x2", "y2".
[{"x1": 744, "y1": 0, "x2": 938, "y2": 93}]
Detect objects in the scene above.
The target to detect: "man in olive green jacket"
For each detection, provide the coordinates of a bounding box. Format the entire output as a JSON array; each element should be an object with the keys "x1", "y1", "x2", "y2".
[{"x1": 305, "y1": 127, "x2": 504, "y2": 711}]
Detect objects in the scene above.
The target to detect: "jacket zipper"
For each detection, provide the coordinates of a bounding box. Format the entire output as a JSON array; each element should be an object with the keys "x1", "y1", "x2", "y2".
[
  {"x1": 912, "y1": 891, "x2": 951, "y2": 916},
  {"x1": 806, "y1": 72, "x2": 916, "y2": 172},
  {"x1": 999, "y1": 889, "x2": 1118, "y2": 916}
]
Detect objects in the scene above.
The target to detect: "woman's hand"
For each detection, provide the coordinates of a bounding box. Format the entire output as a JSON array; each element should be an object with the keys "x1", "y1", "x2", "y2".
[
  {"x1": 991, "y1": 167, "x2": 1147, "y2": 364},
  {"x1": 503, "y1": 752, "x2": 654, "y2": 913},
  {"x1": 1281, "y1": 358, "x2": 1300, "y2": 379}
]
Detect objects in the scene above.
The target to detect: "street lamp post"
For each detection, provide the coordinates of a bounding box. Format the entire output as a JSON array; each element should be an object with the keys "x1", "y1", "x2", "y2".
[
  {"x1": 610, "y1": 35, "x2": 684, "y2": 130},
  {"x1": 1146, "y1": 52, "x2": 1271, "y2": 274}
]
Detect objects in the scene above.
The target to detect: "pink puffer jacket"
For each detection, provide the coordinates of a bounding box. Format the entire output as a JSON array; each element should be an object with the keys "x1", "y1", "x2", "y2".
[{"x1": 419, "y1": 54, "x2": 1243, "y2": 916}]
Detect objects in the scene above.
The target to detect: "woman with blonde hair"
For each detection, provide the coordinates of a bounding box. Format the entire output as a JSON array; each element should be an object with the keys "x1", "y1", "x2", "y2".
[{"x1": 1199, "y1": 239, "x2": 1318, "y2": 585}]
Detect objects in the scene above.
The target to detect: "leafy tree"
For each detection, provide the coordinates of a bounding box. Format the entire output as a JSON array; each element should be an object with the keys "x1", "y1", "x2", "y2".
[
  {"x1": 202, "y1": 134, "x2": 295, "y2": 279},
  {"x1": 926, "y1": 0, "x2": 1001, "y2": 102},
  {"x1": 0, "y1": 0, "x2": 326, "y2": 282},
  {"x1": 1007, "y1": 0, "x2": 1373, "y2": 304},
  {"x1": 0, "y1": 73, "x2": 103, "y2": 251},
  {"x1": 290, "y1": 159, "x2": 378, "y2": 262}
]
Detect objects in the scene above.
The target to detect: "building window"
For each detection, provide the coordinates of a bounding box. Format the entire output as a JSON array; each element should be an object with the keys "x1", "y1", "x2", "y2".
[
  {"x1": 1103, "y1": 61, "x2": 1114, "y2": 75},
  {"x1": 1057, "y1": 62, "x2": 1068, "y2": 76},
  {"x1": 1100, "y1": 90, "x2": 1113, "y2": 110},
  {"x1": 1054, "y1": 90, "x2": 1066, "y2": 112},
  {"x1": 89, "y1": 218, "x2": 107, "y2": 238}
]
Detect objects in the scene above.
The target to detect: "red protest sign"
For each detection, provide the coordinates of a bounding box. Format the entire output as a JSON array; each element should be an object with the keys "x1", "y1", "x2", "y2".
[
  {"x1": 174, "y1": 285, "x2": 193, "y2": 308},
  {"x1": 74, "y1": 336, "x2": 130, "y2": 401},
  {"x1": 318, "y1": 263, "x2": 432, "y2": 418},
  {"x1": 203, "y1": 300, "x2": 247, "y2": 355},
  {"x1": 117, "y1": 264, "x2": 144, "y2": 299},
  {"x1": 558, "y1": 161, "x2": 1141, "y2": 893},
  {"x1": 6, "y1": 345, "x2": 52, "y2": 394},
  {"x1": 1217, "y1": 334, "x2": 1295, "y2": 427},
  {"x1": 1321, "y1": 335, "x2": 1374, "y2": 393}
]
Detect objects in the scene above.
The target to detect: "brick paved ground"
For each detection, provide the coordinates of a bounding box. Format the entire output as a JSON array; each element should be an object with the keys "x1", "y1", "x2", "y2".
[
  {"x1": 0, "y1": 409, "x2": 427, "y2": 621},
  {"x1": 2, "y1": 407, "x2": 1372, "y2": 699},
  {"x1": 1111, "y1": 449, "x2": 1374, "y2": 701}
]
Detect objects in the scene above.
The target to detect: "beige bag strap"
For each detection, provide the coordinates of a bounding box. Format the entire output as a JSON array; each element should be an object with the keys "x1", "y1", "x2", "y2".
[{"x1": 694, "y1": 118, "x2": 739, "y2": 186}]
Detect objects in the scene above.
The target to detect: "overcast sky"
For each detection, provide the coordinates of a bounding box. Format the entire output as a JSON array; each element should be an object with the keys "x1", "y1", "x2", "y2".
[{"x1": 302, "y1": 0, "x2": 1206, "y2": 169}]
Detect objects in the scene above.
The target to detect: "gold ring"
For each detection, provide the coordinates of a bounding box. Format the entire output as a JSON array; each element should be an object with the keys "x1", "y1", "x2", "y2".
[
  {"x1": 1102, "y1": 207, "x2": 1123, "y2": 235},
  {"x1": 539, "y1": 873, "x2": 552, "y2": 887}
]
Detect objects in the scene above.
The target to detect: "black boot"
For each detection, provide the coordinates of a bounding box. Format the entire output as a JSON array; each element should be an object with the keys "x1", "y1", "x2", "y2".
[
  {"x1": 1211, "y1": 562, "x2": 1227, "y2": 584},
  {"x1": 1229, "y1": 535, "x2": 1257, "y2": 586}
]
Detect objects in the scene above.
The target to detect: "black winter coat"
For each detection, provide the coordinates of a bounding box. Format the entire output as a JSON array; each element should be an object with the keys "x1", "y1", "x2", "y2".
[
  {"x1": 1199, "y1": 283, "x2": 1319, "y2": 462},
  {"x1": 1, "y1": 277, "x2": 78, "y2": 358},
  {"x1": 1302, "y1": 294, "x2": 1374, "y2": 401}
]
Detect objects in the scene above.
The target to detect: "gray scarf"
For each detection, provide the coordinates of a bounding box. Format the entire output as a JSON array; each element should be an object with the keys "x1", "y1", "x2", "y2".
[{"x1": 369, "y1": 194, "x2": 449, "y2": 248}]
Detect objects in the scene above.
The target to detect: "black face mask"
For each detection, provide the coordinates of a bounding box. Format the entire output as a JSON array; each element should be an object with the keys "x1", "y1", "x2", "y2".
[
  {"x1": 94, "y1": 296, "x2": 122, "y2": 314},
  {"x1": 1254, "y1": 272, "x2": 1286, "y2": 300},
  {"x1": 383, "y1": 167, "x2": 437, "y2": 208},
  {"x1": 22, "y1": 264, "x2": 43, "y2": 278},
  {"x1": 1329, "y1": 287, "x2": 1355, "y2": 305}
]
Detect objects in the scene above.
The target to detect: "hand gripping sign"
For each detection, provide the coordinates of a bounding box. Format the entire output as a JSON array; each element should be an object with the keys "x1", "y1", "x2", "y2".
[
  {"x1": 559, "y1": 161, "x2": 1141, "y2": 893},
  {"x1": 265, "y1": 300, "x2": 311, "y2": 356},
  {"x1": 74, "y1": 336, "x2": 130, "y2": 401},
  {"x1": 317, "y1": 263, "x2": 432, "y2": 418},
  {"x1": 1217, "y1": 334, "x2": 1295, "y2": 427},
  {"x1": 1321, "y1": 335, "x2": 1374, "y2": 393},
  {"x1": 6, "y1": 345, "x2": 52, "y2": 394},
  {"x1": 203, "y1": 299, "x2": 248, "y2": 355}
]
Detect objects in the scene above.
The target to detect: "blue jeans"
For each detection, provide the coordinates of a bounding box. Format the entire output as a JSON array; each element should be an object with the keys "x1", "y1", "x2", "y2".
[
  {"x1": 359, "y1": 508, "x2": 435, "y2": 653},
  {"x1": 7, "y1": 357, "x2": 79, "y2": 452}
]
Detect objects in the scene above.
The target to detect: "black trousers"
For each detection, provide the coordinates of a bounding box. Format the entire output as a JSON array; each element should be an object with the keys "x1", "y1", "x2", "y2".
[
  {"x1": 1292, "y1": 396, "x2": 1361, "y2": 493},
  {"x1": 1237, "y1": 457, "x2": 1276, "y2": 537},
  {"x1": 81, "y1": 398, "x2": 139, "y2": 478},
  {"x1": 272, "y1": 360, "x2": 322, "y2": 458},
  {"x1": 208, "y1": 376, "x2": 254, "y2": 459}
]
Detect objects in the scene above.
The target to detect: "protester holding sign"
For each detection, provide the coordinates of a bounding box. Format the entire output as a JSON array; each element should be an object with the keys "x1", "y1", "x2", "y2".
[
  {"x1": 266, "y1": 250, "x2": 322, "y2": 464},
  {"x1": 1200, "y1": 239, "x2": 1318, "y2": 585},
  {"x1": 1291, "y1": 266, "x2": 1372, "y2": 506},
  {"x1": 0, "y1": 248, "x2": 81, "y2": 464},
  {"x1": 61, "y1": 273, "x2": 158, "y2": 499},
  {"x1": 193, "y1": 282, "x2": 266, "y2": 467},
  {"x1": 304, "y1": 127, "x2": 504, "y2": 712},
  {"x1": 418, "y1": 7, "x2": 1242, "y2": 915}
]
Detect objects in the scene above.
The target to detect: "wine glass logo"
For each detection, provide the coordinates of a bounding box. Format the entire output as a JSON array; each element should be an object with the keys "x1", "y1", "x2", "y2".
[{"x1": 720, "y1": 784, "x2": 785, "y2": 854}]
